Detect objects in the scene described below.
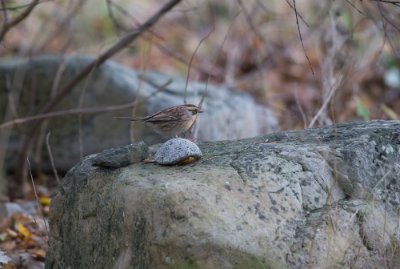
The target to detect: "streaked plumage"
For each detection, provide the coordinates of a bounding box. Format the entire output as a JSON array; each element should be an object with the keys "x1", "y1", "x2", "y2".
[{"x1": 115, "y1": 104, "x2": 203, "y2": 137}]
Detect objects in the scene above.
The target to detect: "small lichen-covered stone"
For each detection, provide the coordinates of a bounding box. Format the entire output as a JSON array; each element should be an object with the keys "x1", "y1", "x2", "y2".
[
  {"x1": 154, "y1": 138, "x2": 202, "y2": 165},
  {"x1": 92, "y1": 142, "x2": 149, "y2": 168}
]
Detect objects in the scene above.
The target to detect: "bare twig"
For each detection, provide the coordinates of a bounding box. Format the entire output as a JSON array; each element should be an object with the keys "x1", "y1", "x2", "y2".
[
  {"x1": 309, "y1": 76, "x2": 342, "y2": 128},
  {"x1": 45, "y1": 132, "x2": 60, "y2": 185},
  {"x1": 236, "y1": 0, "x2": 277, "y2": 83},
  {"x1": 106, "y1": 0, "x2": 134, "y2": 34},
  {"x1": 0, "y1": 0, "x2": 42, "y2": 43},
  {"x1": 284, "y1": 0, "x2": 310, "y2": 27},
  {"x1": 129, "y1": 33, "x2": 154, "y2": 142},
  {"x1": 0, "y1": 0, "x2": 8, "y2": 25},
  {"x1": 13, "y1": 0, "x2": 182, "y2": 197},
  {"x1": 0, "y1": 0, "x2": 49, "y2": 11},
  {"x1": 237, "y1": 0, "x2": 268, "y2": 44},
  {"x1": 376, "y1": 1, "x2": 400, "y2": 32},
  {"x1": 376, "y1": 2, "x2": 400, "y2": 57},
  {"x1": 184, "y1": 27, "x2": 214, "y2": 103},
  {"x1": 343, "y1": 0, "x2": 366, "y2": 15},
  {"x1": 233, "y1": 1, "x2": 281, "y2": 86},
  {"x1": 0, "y1": 78, "x2": 171, "y2": 129},
  {"x1": 33, "y1": 60, "x2": 68, "y2": 179},
  {"x1": 294, "y1": 86, "x2": 308, "y2": 129},
  {"x1": 198, "y1": 78, "x2": 209, "y2": 110},
  {"x1": 40, "y1": 0, "x2": 181, "y2": 116},
  {"x1": 369, "y1": 0, "x2": 400, "y2": 7},
  {"x1": 291, "y1": 0, "x2": 314, "y2": 76},
  {"x1": 137, "y1": 75, "x2": 173, "y2": 91},
  {"x1": 0, "y1": 104, "x2": 129, "y2": 128},
  {"x1": 0, "y1": 69, "x2": 27, "y2": 190},
  {"x1": 27, "y1": 157, "x2": 49, "y2": 234},
  {"x1": 197, "y1": 10, "x2": 239, "y2": 108},
  {"x1": 310, "y1": 9, "x2": 350, "y2": 128},
  {"x1": 106, "y1": 0, "x2": 223, "y2": 79},
  {"x1": 77, "y1": 59, "x2": 99, "y2": 159},
  {"x1": 36, "y1": 0, "x2": 88, "y2": 53}
]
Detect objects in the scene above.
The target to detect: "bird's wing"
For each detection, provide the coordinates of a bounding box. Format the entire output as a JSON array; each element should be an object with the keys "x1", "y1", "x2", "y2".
[{"x1": 145, "y1": 113, "x2": 179, "y2": 122}]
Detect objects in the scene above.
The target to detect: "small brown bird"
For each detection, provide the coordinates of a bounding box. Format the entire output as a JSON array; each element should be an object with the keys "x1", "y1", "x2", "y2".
[{"x1": 115, "y1": 104, "x2": 203, "y2": 138}]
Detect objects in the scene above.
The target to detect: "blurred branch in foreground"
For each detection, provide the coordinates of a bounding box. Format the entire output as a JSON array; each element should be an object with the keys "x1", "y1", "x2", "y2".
[
  {"x1": 0, "y1": 0, "x2": 43, "y2": 43},
  {"x1": 12, "y1": 0, "x2": 183, "y2": 198}
]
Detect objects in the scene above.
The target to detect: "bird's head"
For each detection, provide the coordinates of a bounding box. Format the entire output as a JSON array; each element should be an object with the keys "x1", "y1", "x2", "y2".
[{"x1": 185, "y1": 104, "x2": 203, "y2": 115}]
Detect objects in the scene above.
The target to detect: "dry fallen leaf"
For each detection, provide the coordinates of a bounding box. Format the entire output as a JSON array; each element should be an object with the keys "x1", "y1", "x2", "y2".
[
  {"x1": 30, "y1": 248, "x2": 46, "y2": 260},
  {"x1": 15, "y1": 223, "x2": 30, "y2": 239},
  {"x1": 39, "y1": 197, "x2": 51, "y2": 207}
]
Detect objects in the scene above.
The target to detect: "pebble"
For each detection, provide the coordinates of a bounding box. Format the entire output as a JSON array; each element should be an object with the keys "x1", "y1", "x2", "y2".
[
  {"x1": 92, "y1": 142, "x2": 149, "y2": 168},
  {"x1": 154, "y1": 138, "x2": 202, "y2": 165}
]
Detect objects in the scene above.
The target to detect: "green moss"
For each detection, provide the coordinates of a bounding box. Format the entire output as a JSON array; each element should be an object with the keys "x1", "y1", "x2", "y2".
[
  {"x1": 164, "y1": 248, "x2": 284, "y2": 269},
  {"x1": 232, "y1": 255, "x2": 284, "y2": 269},
  {"x1": 170, "y1": 257, "x2": 201, "y2": 269}
]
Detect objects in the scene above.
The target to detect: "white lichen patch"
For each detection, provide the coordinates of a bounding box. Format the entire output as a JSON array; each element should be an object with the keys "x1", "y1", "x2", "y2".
[{"x1": 381, "y1": 144, "x2": 394, "y2": 155}]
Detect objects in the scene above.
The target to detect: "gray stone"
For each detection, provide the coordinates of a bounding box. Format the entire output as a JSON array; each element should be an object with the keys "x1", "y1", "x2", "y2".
[
  {"x1": 154, "y1": 138, "x2": 202, "y2": 165},
  {"x1": 0, "y1": 55, "x2": 278, "y2": 173},
  {"x1": 92, "y1": 142, "x2": 149, "y2": 168},
  {"x1": 46, "y1": 120, "x2": 400, "y2": 269}
]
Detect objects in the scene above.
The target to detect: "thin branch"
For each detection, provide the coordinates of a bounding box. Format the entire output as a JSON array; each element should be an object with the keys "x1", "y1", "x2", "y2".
[
  {"x1": 376, "y1": 2, "x2": 400, "y2": 33},
  {"x1": 343, "y1": 0, "x2": 366, "y2": 15},
  {"x1": 225, "y1": 2, "x2": 279, "y2": 84},
  {"x1": 198, "y1": 78, "x2": 209, "y2": 110},
  {"x1": 0, "y1": 0, "x2": 50, "y2": 11},
  {"x1": 197, "y1": 10, "x2": 239, "y2": 110},
  {"x1": 284, "y1": 0, "x2": 310, "y2": 28},
  {"x1": 106, "y1": 0, "x2": 133, "y2": 34},
  {"x1": 236, "y1": 0, "x2": 280, "y2": 80},
  {"x1": 45, "y1": 132, "x2": 60, "y2": 185},
  {"x1": 14, "y1": 0, "x2": 182, "y2": 190},
  {"x1": 184, "y1": 27, "x2": 214, "y2": 103},
  {"x1": 291, "y1": 0, "x2": 314, "y2": 76},
  {"x1": 0, "y1": 0, "x2": 8, "y2": 25},
  {"x1": 44, "y1": 0, "x2": 181, "y2": 117},
  {"x1": 294, "y1": 86, "x2": 308, "y2": 129},
  {"x1": 376, "y1": 1, "x2": 400, "y2": 58},
  {"x1": 369, "y1": 0, "x2": 400, "y2": 7},
  {"x1": 36, "y1": 0, "x2": 88, "y2": 52},
  {"x1": 0, "y1": 0, "x2": 42, "y2": 42},
  {"x1": 309, "y1": 76, "x2": 342, "y2": 128},
  {"x1": 0, "y1": 78, "x2": 172, "y2": 129},
  {"x1": 237, "y1": 0, "x2": 268, "y2": 43},
  {"x1": 27, "y1": 157, "x2": 49, "y2": 234},
  {"x1": 106, "y1": 0, "x2": 224, "y2": 79}
]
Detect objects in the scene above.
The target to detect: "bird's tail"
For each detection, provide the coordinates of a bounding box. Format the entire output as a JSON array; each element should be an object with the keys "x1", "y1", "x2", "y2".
[{"x1": 114, "y1": 116, "x2": 140, "y2": 121}]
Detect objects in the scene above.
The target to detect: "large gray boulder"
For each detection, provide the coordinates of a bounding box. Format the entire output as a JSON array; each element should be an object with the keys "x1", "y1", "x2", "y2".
[
  {"x1": 0, "y1": 55, "x2": 277, "y2": 172},
  {"x1": 46, "y1": 120, "x2": 400, "y2": 269}
]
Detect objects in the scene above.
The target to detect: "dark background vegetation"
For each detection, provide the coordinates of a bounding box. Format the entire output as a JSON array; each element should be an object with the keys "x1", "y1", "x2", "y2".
[
  {"x1": 0, "y1": 0, "x2": 399, "y2": 267},
  {"x1": 2, "y1": 0, "x2": 400, "y2": 128}
]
